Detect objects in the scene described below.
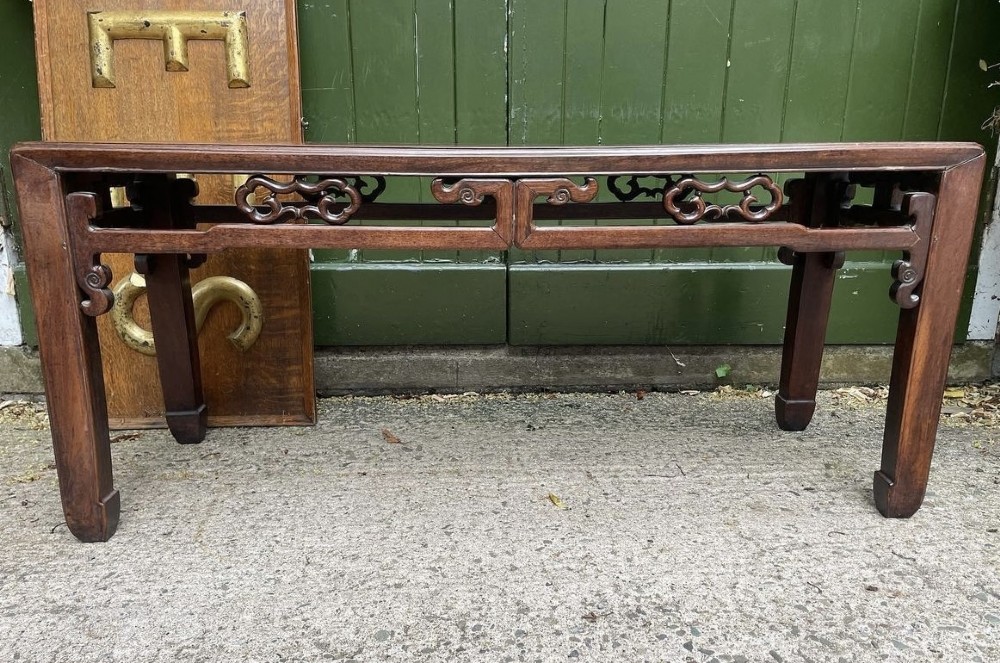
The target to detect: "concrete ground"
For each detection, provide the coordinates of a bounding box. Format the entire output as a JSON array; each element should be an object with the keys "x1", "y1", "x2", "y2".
[{"x1": 1, "y1": 389, "x2": 998, "y2": 662}]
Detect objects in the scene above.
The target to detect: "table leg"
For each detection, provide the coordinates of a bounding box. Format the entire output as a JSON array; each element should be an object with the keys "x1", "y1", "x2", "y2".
[
  {"x1": 131, "y1": 177, "x2": 207, "y2": 444},
  {"x1": 775, "y1": 175, "x2": 842, "y2": 431},
  {"x1": 138, "y1": 253, "x2": 207, "y2": 444},
  {"x1": 776, "y1": 250, "x2": 840, "y2": 431},
  {"x1": 875, "y1": 155, "x2": 985, "y2": 517},
  {"x1": 12, "y1": 157, "x2": 119, "y2": 541}
]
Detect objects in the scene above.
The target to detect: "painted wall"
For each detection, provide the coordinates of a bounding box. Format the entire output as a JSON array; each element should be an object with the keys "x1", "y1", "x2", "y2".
[
  {"x1": 0, "y1": 228, "x2": 20, "y2": 345},
  {"x1": 968, "y1": 149, "x2": 1000, "y2": 342}
]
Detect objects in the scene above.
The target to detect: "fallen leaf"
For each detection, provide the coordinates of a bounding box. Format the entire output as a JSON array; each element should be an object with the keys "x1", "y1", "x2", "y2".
[
  {"x1": 943, "y1": 387, "x2": 966, "y2": 399},
  {"x1": 110, "y1": 432, "x2": 142, "y2": 444},
  {"x1": 547, "y1": 493, "x2": 567, "y2": 509},
  {"x1": 381, "y1": 428, "x2": 403, "y2": 444},
  {"x1": 635, "y1": 390, "x2": 647, "y2": 401},
  {"x1": 715, "y1": 363, "x2": 732, "y2": 378}
]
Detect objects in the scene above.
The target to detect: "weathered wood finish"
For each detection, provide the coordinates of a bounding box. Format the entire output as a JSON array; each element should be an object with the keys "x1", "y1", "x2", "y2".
[
  {"x1": 31, "y1": 0, "x2": 314, "y2": 430},
  {"x1": 10, "y1": 140, "x2": 986, "y2": 541}
]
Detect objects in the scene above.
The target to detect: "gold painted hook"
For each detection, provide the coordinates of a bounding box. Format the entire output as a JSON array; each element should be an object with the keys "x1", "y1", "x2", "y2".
[
  {"x1": 87, "y1": 10, "x2": 251, "y2": 89},
  {"x1": 111, "y1": 273, "x2": 264, "y2": 356}
]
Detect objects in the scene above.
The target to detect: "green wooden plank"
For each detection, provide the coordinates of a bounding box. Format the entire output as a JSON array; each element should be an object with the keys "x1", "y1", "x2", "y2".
[
  {"x1": 842, "y1": 0, "x2": 922, "y2": 141},
  {"x1": 415, "y1": 0, "x2": 459, "y2": 262},
  {"x1": 0, "y1": 1, "x2": 41, "y2": 344},
  {"x1": 658, "y1": 0, "x2": 733, "y2": 263},
  {"x1": 772, "y1": 3, "x2": 853, "y2": 260},
  {"x1": 722, "y1": 0, "x2": 795, "y2": 142},
  {"x1": 508, "y1": 0, "x2": 563, "y2": 147},
  {"x1": 507, "y1": 0, "x2": 566, "y2": 264},
  {"x1": 347, "y1": 2, "x2": 423, "y2": 262},
  {"x1": 508, "y1": 262, "x2": 969, "y2": 346},
  {"x1": 311, "y1": 263, "x2": 506, "y2": 345},
  {"x1": 715, "y1": 0, "x2": 795, "y2": 263},
  {"x1": 661, "y1": 0, "x2": 732, "y2": 143},
  {"x1": 938, "y1": 0, "x2": 1000, "y2": 264},
  {"x1": 301, "y1": 88, "x2": 354, "y2": 145},
  {"x1": 298, "y1": 0, "x2": 356, "y2": 144},
  {"x1": 562, "y1": 0, "x2": 606, "y2": 147},
  {"x1": 299, "y1": 0, "x2": 356, "y2": 262},
  {"x1": 593, "y1": 0, "x2": 671, "y2": 263},
  {"x1": 349, "y1": 1, "x2": 418, "y2": 143},
  {"x1": 453, "y1": 0, "x2": 507, "y2": 145},
  {"x1": 555, "y1": 0, "x2": 606, "y2": 263},
  {"x1": 938, "y1": 0, "x2": 1000, "y2": 144},
  {"x1": 842, "y1": 0, "x2": 921, "y2": 262},
  {"x1": 454, "y1": 0, "x2": 506, "y2": 264},
  {"x1": 0, "y1": 0, "x2": 42, "y2": 239},
  {"x1": 902, "y1": 0, "x2": 958, "y2": 140},
  {"x1": 781, "y1": 2, "x2": 858, "y2": 141}
]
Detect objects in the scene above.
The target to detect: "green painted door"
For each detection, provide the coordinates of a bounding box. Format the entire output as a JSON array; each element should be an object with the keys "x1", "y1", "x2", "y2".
[
  {"x1": 5, "y1": 1, "x2": 1000, "y2": 346},
  {"x1": 297, "y1": 0, "x2": 1000, "y2": 346}
]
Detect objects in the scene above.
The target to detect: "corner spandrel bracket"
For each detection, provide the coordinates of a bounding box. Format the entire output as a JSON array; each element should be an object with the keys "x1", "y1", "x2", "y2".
[{"x1": 890, "y1": 192, "x2": 935, "y2": 309}]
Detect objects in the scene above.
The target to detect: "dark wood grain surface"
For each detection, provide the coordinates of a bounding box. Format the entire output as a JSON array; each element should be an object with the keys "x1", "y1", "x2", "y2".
[{"x1": 10, "y1": 140, "x2": 986, "y2": 540}]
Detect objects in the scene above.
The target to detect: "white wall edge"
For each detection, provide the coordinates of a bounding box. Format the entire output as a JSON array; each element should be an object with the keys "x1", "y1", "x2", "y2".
[
  {"x1": 0, "y1": 227, "x2": 23, "y2": 346},
  {"x1": 968, "y1": 150, "x2": 1000, "y2": 341}
]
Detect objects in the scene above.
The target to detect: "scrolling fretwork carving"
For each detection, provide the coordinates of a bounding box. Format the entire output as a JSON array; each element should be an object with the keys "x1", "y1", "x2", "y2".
[
  {"x1": 518, "y1": 177, "x2": 600, "y2": 206},
  {"x1": 663, "y1": 174, "x2": 782, "y2": 224},
  {"x1": 66, "y1": 193, "x2": 114, "y2": 317},
  {"x1": 348, "y1": 176, "x2": 387, "y2": 203},
  {"x1": 512, "y1": 177, "x2": 600, "y2": 248},
  {"x1": 235, "y1": 175, "x2": 362, "y2": 224},
  {"x1": 430, "y1": 178, "x2": 516, "y2": 245},
  {"x1": 607, "y1": 175, "x2": 665, "y2": 202},
  {"x1": 890, "y1": 192, "x2": 935, "y2": 309}
]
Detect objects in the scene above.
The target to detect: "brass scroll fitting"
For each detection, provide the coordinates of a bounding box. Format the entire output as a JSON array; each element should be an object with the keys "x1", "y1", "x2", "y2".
[
  {"x1": 111, "y1": 273, "x2": 264, "y2": 356},
  {"x1": 87, "y1": 10, "x2": 251, "y2": 89}
]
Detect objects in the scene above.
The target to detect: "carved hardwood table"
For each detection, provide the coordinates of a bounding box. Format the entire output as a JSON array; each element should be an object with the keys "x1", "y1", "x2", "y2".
[{"x1": 11, "y1": 141, "x2": 985, "y2": 542}]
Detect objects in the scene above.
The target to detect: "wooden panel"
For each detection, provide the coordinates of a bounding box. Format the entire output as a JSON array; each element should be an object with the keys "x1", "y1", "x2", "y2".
[
  {"x1": 507, "y1": 263, "x2": 971, "y2": 346},
  {"x1": 311, "y1": 264, "x2": 507, "y2": 345},
  {"x1": 781, "y1": 2, "x2": 858, "y2": 142},
  {"x1": 592, "y1": 0, "x2": 669, "y2": 264},
  {"x1": 658, "y1": 0, "x2": 733, "y2": 263},
  {"x1": 507, "y1": 0, "x2": 565, "y2": 264},
  {"x1": 902, "y1": 0, "x2": 957, "y2": 140},
  {"x1": 843, "y1": 0, "x2": 921, "y2": 262},
  {"x1": 282, "y1": 0, "x2": 1000, "y2": 350},
  {"x1": 32, "y1": 0, "x2": 314, "y2": 427},
  {"x1": 415, "y1": 0, "x2": 460, "y2": 263},
  {"x1": 557, "y1": 0, "x2": 606, "y2": 264},
  {"x1": 454, "y1": 0, "x2": 507, "y2": 265},
  {"x1": 716, "y1": 0, "x2": 795, "y2": 263},
  {"x1": 349, "y1": 2, "x2": 421, "y2": 263}
]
